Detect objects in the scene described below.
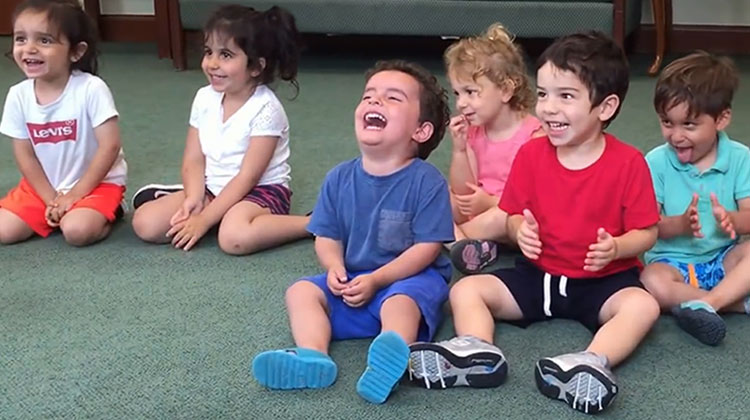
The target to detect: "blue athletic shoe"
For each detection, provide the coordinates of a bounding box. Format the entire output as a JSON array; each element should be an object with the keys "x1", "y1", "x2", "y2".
[
  {"x1": 356, "y1": 331, "x2": 410, "y2": 404},
  {"x1": 672, "y1": 300, "x2": 726, "y2": 346},
  {"x1": 252, "y1": 347, "x2": 337, "y2": 389}
]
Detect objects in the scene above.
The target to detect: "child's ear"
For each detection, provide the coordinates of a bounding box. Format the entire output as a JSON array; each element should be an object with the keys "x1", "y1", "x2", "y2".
[
  {"x1": 715, "y1": 108, "x2": 732, "y2": 131},
  {"x1": 412, "y1": 121, "x2": 435, "y2": 144},
  {"x1": 70, "y1": 42, "x2": 88, "y2": 63},
  {"x1": 596, "y1": 93, "x2": 620, "y2": 122},
  {"x1": 250, "y1": 57, "x2": 267, "y2": 78},
  {"x1": 500, "y1": 80, "x2": 516, "y2": 103}
]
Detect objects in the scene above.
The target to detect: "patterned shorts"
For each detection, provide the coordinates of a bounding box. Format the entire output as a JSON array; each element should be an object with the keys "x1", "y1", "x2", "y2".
[{"x1": 654, "y1": 245, "x2": 734, "y2": 291}]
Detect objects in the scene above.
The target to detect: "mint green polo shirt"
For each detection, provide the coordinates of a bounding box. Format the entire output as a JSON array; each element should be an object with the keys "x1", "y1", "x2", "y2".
[{"x1": 644, "y1": 132, "x2": 750, "y2": 264}]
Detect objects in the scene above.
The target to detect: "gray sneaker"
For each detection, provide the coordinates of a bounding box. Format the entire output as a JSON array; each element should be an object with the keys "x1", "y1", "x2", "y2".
[
  {"x1": 535, "y1": 351, "x2": 618, "y2": 414},
  {"x1": 408, "y1": 335, "x2": 507, "y2": 389}
]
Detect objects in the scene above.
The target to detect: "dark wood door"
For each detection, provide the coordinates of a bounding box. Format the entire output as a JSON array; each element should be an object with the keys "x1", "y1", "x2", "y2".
[{"x1": 0, "y1": 0, "x2": 25, "y2": 35}]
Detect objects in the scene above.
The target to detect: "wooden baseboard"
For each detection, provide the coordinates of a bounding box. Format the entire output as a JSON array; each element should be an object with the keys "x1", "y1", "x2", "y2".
[
  {"x1": 632, "y1": 24, "x2": 750, "y2": 55},
  {"x1": 99, "y1": 15, "x2": 156, "y2": 43}
]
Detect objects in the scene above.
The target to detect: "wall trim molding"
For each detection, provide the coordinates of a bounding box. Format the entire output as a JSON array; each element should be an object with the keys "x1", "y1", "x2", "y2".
[
  {"x1": 98, "y1": 15, "x2": 156, "y2": 43},
  {"x1": 632, "y1": 23, "x2": 750, "y2": 55}
]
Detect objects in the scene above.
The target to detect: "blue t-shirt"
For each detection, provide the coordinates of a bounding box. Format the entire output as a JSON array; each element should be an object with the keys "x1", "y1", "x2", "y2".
[
  {"x1": 644, "y1": 131, "x2": 750, "y2": 264},
  {"x1": 307, "y1": 157, "x2": 454, "y2": 281}
]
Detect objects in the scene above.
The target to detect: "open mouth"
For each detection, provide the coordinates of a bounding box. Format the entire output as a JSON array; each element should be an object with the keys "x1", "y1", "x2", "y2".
[
  {"x1": 23, "y1": 58, "x2": 44, "y2": 66},
  {"x1": 546, "y1": 121, "x2": 569, "y2": 132},
  {"x1": 672, "y1": 145, "x2": 693, "y2": 162},
  {"x1": 364, "y1": 112, "x2": 387, "y2": 130}
]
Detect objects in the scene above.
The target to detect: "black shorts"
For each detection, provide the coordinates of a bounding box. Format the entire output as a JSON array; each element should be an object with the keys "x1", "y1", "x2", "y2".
[{"x1": 491, "y1": 257, "x2": 643, "y2": 332}]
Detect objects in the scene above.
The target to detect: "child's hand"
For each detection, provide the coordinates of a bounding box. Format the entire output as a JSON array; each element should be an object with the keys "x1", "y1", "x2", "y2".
[
  {"x1": 518, "y1": 209, "x2": 542, "y2": 260},
  {"x1": 454, "y1": 182, "x2": 496, "y2": 217},
  {"x1": 584, "y1": 228, "x2": 617, "y2": 272},
  {"x1": 47, "y1": 192, "x2": 78, "y2": 226},
  {"x1": 326, "y1": 265, "x2": 348, "y2": 296},
  {"x1": 710, "y1": 192, "x2": 736, "y2": 239},
  {"x1": 170, "y1": 196, "x2": 204, "y2": 226},
  {"x1": 167, "y1": 214, "x2": 209, "y2": 251},
  {"x1": 682, "y1": 193, "x2": 703, "y2": 238},
  {"x1": 342, "y1": 273, "x2": 379, "y2": 307},
  {"x1": 449, "y1": 115, "x2": 469, "y2": 152}
]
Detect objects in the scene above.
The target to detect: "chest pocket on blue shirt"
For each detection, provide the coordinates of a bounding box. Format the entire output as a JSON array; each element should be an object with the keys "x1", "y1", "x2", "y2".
[{"x1": 377, "y1": 209, "x2": 414, "y2": 252}]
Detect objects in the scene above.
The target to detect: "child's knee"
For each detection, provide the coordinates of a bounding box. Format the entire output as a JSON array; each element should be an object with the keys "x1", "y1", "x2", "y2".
[
  {"x1": 217, "y1": 225, "x2": 251, "y2": 255},
  {"x1": 449, "y1": 275, "x2": 485, "y2": 303},
  {"x1": 131, "y1": 209, "x2": 165, "y2": 242},
  {"x1": 285, "y1": 280, "x2": 324, "y2": 306},
  {"x1": 60, "y1": 220, "x2": 104, "y2": 246}
]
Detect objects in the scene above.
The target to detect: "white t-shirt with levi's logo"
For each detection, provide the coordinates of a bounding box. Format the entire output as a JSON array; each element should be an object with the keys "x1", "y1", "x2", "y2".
[
  {"x1": 0, "y1": 70, "x2": 127, "y2": 192},
  {"x1": 189, "y1": 84, "x2": 290, "y2": 196}
]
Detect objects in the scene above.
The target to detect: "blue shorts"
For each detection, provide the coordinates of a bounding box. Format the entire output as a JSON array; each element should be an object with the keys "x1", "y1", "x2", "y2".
[
  {"x1": 654, "y1": 245, "x2": 733, "y2": 291},
  {"x1": 297, "y1": 268, "x2": 449, "y2": 342}
]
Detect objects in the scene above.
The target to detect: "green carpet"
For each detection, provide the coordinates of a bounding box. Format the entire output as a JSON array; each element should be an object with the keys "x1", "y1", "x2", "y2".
[{"x1": 1, "y1": 39, "x2": 749, "y2": 418}]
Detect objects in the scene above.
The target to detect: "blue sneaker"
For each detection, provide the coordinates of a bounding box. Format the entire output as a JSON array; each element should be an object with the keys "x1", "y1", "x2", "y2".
[
  {"x1": 356, "y1": 331, "x2": 409, "y2": 404},
  {"x1": 672, "y1": 300, "x2": 726, "y2": 346},
  {"x1": 252, "y1": 347, "x2": 337, "y2": 389}
]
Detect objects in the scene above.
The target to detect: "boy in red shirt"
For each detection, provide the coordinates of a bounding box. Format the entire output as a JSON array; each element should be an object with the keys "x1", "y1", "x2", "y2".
[{"x1": 408, "y1": 32, "x2": 660, "y2": 414}]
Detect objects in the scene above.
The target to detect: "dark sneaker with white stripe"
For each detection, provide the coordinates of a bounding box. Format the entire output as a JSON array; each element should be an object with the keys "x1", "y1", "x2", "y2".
[
  {"x1": 450, "y1": 239, "x2": 499, "y2": 274},
  {"x1": 535, "y1": 351, "x2": 618, "y2": 414},
  {"x1": 408, "y1": 335, "x2": 507, "y2": 389},
  {"x1": 131, "y1": 184, "x2": 183, "y2": 209}
]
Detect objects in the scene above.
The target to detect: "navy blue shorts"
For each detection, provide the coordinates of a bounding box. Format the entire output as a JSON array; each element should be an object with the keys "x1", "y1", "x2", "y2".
[
  {"x1": 491, "y1": 258, "x2": 644, "y2": 332},
  {"x1": 297, "y1": 268, "x2": 449, "y2": 342}
]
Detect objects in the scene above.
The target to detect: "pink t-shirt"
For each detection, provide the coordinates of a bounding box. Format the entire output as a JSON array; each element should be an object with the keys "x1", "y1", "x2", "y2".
[{"x1": 467, "y1": 115, "x2": 541, "y2": 197}]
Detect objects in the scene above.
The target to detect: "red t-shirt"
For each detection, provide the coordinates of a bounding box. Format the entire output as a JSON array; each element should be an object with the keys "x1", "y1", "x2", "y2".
[{"x1": 499, "y1": 134, "x2": 659, "y2": 278}]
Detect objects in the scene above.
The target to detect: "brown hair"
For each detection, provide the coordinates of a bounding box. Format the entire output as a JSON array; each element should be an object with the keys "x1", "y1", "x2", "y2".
[
  {"x1": 365, "y1": 60, "x2": 450, "y2": 160},
  {"x1": 537, "y1": 31, "x2": 629, "y2": 127},
  {"x1": 654, "y1": 50, "x2": 739, "y2": 119},
  {"x1": 444, "y1": 23, "x2": 534, "y2": 112}
]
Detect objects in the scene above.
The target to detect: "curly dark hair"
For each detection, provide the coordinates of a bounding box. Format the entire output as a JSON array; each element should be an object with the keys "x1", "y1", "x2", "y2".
[{"x1": 365, "y1": 60, "x2": 450, "y2": 159}]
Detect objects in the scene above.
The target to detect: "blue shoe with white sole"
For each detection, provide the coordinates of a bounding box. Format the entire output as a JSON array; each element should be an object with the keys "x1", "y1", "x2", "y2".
[
  {"x1": 252, "y1": 347, "x2": 337, "y2": 389},
  {"x1": 356, "y1": 331, "x2": 410, "y2": 404}
]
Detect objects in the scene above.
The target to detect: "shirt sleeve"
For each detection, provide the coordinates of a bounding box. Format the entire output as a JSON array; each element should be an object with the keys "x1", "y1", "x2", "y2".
[
  {"x1": 412, "y1": 177, "x2": 455, "y2": 243},
  {"x1": 622, "y1": 153, "x2": 660, "y2": 230},
  {"x1": 733, "y1": 148, "x2": 750, "y2": 200},
  {"x1": 188, "y1": 89, "x2": 203, "y2": 129},
  {"x1": 499, "y1": 143, "x2": 532, "y2": 216},
  {"x1": 249, "y1": 100, "x2": 287, "y2": 138},
  {"x1": 645, "y1": 148, "x2": 665, "y2": 207},
  {"x1": 86, "y1": 77, "x2": 119, "y2": 128},
  {"x1": 307, "y1": 169, "x2": 341, "y2": 240},
  {"x1": 0, "y1": 86, "x2": 29, "y2": 139}
]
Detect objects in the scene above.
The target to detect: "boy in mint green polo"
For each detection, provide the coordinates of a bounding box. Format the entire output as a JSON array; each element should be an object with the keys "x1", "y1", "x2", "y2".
[{"x1": 640, "y1": 51, "x2": 750, "y2": 346}]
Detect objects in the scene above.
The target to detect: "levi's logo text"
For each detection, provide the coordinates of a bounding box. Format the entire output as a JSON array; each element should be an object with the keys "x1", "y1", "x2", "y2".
[{"x1": 27, "y1": 120, "x2": 78, "y2": 145}]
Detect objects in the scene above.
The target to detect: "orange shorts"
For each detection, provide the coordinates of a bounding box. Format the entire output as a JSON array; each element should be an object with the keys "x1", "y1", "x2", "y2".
[{"x1": 0, "y1": 178, "x2": 125, "y2": 237}]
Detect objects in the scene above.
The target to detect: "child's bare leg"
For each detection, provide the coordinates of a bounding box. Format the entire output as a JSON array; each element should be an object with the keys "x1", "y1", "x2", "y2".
[
  {"x1": 218, "y1": 201, "x2": 311, "y2": 255},
  {"x1": 0, "y1": 209, "x2": 34, "y2": 244},
  {"x1": 457, "y1": 207, "x2": 509, "y2": 242},
  {"x1": 380, "y1": 294, "x2": 421, "y2": 343},
  {"x1": 252, "y1": 280, "x2": 336, "y2": 389},
  {"x1": 640, "y1": 262, "x2": 706, "y2": 309},
  {"x1": 59, "y1": 208, "x2": 111, "y2": 246},
  {"x1": 285, "y1": 280, "x2": 331, "y2": 353},
  {"x1": 132, "y1": 191, "x2": 187, "y2": 243},
  {"x1": 701, "y1": 242, "x2": 750, "y2": 312},
  {"x1": 588, "y1": 287, "x2": 660, "y2": 366},
  {"x1": 450, "y1": 274, "x2": 523, "y2": 343}
]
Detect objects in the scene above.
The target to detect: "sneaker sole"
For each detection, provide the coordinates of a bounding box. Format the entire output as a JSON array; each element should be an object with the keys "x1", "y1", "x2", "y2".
[
  {"x1": 252, "y1": 351, "x2": 337, "y2": 389},
  {"x1": 673, "y1": 306, "x2": 726, "y2": 346},
  {"x1": 449, "y1": 240, "x2": 498, "y2": 274},
  {"x1": 131, "y1": 183, "x2": 183, "y2": 210},
  {"x1": 356, "y1": 332, "x2": 409, "y2": 404},
  {"x1": 534, "y1": 359, "x2": 617, "y2": 415},
  {"x1": 408, "y1": 342, "x2": 507, "y2": 389}
]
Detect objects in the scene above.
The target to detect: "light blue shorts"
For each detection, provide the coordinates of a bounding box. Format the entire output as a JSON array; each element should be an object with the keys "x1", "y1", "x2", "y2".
[
  {"x1": 296, "y1": 268, "x2": 449, "y2": 342},
  {"x1": 654, "y1": 245, "x2": 734, "y2": 291}
]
